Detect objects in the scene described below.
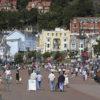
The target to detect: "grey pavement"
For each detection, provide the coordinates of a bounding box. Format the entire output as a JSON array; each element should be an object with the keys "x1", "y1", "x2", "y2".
[
  {"x1": 70, "y1": 84, "x2": 100, "y2": 99},
  {"x1": 70, "y1": 77, "x2": 100, "y2": 99},
  {"x1": 0, "y1": 69, "x2": 100, "y2": 100},
  {"x1": 0, "y1": 94, "x2": 2, "y2": 100}
]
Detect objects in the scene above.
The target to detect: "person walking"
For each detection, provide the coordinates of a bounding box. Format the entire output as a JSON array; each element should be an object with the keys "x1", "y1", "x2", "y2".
[
  {"x1": 16, "y1": 68, "x2": 22, "y2": 83},
  {"x1": 58, "y1": 72, "x2": 65, "y2": 92},
  {"x1": 75, "y1": 67, "x2": 78, "y2": 76},
  {"x1": 5, "y1": 68, "x2": 12, "y2": 81},
  {"x1": 36, "y1": 72, "x2": 42, "y2": 90},
  {"x1": 64, "y1": 71, "x2": 69, "y2": 88},
  {"x1": 82, "y1": 69, "x2": 88, "y2": 81},
  {"x1": 0, "y1": 74, "x2": 2, "y2": 84},
  {"x1": 28, "y1": 67, "x2": 32, "y2": 76},
  {"x1": 4, "y1": 68, "x2": 12, "y2": 90},
  {"x1": 48, "y1": 71, "x2": 55, "y2": 91}
]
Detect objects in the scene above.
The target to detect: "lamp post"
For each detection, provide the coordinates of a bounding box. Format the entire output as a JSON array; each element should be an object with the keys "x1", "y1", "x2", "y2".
[
  {"x1": 92, "y1": 40, "x2": 98, "y2": 58},
  {"x1": 45, "y1": 43, "x2": 46, "y2": 52},
  {"x1": 78, "y1": 32, "x2": 86, "y2": 54},
  {"x1": 35, "y1": 34, "x2": 39, "y2": 63}
]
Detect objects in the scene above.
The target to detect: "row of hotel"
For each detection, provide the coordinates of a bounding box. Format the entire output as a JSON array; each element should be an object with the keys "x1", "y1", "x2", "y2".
[
  {"x1": 0, "y1": 17, "x2": 100, "y2": 61},
  {"x1": 0, "y1": 0, "x2": 51, "y2": 12}
]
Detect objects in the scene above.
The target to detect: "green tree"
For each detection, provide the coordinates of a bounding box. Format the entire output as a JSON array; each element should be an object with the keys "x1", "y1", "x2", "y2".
[
  {"x1": 50, "y1": 0, "x2": 70, "y2": 28},
  {"x1": 0, "y1": 9, "x2": 39, "y2": 31},
  {"x1": 0, "y1": 0, "x2": 97, "y2": 31},
  {"x1": 93, "y1": 0, "x2": 100, "y2": 15},
  {"x1": 93, "y1": 40, "x2": 100, "y2": 55},
  {"x1": 17, "y1": 0, "x2": 29, "y2": 11},
  {"x1": 38, "y1": 0, "x2": 71, "y2": 30},
  {"x1": 0, "y1": 11, "x2": 23, "y2": 30},
  {"x1": 14, "y1": 52, "x2": 24, "y2": 64},
  {"x1": 0, "y1": 11, "x2": 6, "y2": 30},
  {"x1": 7, "y1": 11, "x2": 22, "y2": 29},
  {"x1": 47, "y1": 0, "x2": 95, "y2": 29},
  {"x1": 43, "y1": 52, "x2": 51, "y2": 59},
  {"x1": 51, "y1": 0, "x2": 69, "y2": 8},
  {"x1": 20, "y1": 9, "x2": 30, "y2": 27},
  {"x1": 38, "y1": 12, "x2": 58, "y2": 30},
  {"x1": 54, "y1": 51, "x2": 65, "y2": 63},
  {"x1": 29, "y1": 8, "x2": 38, "y2": 32},
  {"x1": 72, "y1": 0, "x2": 94, "y2": 16}
]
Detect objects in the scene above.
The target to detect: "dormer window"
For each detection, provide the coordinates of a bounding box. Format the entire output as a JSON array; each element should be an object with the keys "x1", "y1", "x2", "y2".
[
  {"x1": 47, "y1": 33, "x2": 49, "y2": 36},
  {"x1": 64, "y1": 33, "x2": 66, "y2": 36}
]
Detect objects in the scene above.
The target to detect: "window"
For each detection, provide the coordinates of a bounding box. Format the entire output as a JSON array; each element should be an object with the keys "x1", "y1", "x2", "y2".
[
  {"x1": 64, "y1": 39, "x2": 66, "y2": 42},
  {"x1": 64, "y1": 44, "x2": 67, "y2": 48},
  {"x1": 28, "y1": 27, "x2": 31, "y2": 30},
  {"x1": 52, "y1": 33, "x2": 54, "y2": 36},
  {"x1": 64, "y1": 33, "x2": 66, "y2": 36},
  {"x1": 47, "y1": 44, "x2": 50, "y2": 48},
  {"x1": 47, "y1": 33, "x2": 49, "y2": 36},
  {"x1": 64, "y1": 50, "x2": 67, "y2": 52},
  {"x1": 56, "y1": 33, "x2": 58, "y2": 36},
  {"x1": 80, "y1": 44, "x2": 83, "y2": 48},
  {"x1": 74, "y1": 24, "x2": 77, "y2": 27},
  {"x1": 72, "y1": 44, "x2": 75, "y2": 48},
  {"x1": 47, "y1": 38, "x2": 50, "y2": 42},
  {"x1": 53, "y1": 38, "x2": 60, "y2": 49},
  {"x1": 60, "y1": 33, "x2": 62, "y2": 36}
]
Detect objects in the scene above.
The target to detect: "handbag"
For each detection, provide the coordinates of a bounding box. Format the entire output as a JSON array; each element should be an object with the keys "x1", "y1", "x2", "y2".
[
  {"x1": 10, "y1": 76, "x2": 12, "y2": 80},
  {"x1": 19, "y1": 77, "x2": 22, "y2": 81}
]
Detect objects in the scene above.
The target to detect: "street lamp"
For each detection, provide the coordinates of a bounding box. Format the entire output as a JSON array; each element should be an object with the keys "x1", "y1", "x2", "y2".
[
  {"x1": 77, "y1": 32, "x2": 86, "y2": 55},
  {"x1": 92, "y1": 40, "x2": 98, "y2": 58},
  {"x1": 45, "y1": 43, "x2": 46, "y2": 52},
  {"x1": 35, "y1": 34, "x2": 39, "y2": 63}
]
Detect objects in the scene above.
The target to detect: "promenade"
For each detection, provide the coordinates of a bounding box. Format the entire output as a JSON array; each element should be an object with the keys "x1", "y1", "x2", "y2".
[
  {"x1": 70, "y1": 77, "x2": 100, "y2": 99},
  {"x1": 0, "y1": 68, "x2": 100, "y2": 100}
]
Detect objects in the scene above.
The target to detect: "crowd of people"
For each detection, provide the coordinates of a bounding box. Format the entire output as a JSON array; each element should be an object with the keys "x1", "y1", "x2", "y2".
[
  {"x1": 0, "y1": 57, "x2": 100, "y2": 92},
  {"x1": 27, "y1": 65, "x2": 69, "y2": 92},
  {"x1": 27, "y1": 57, "x2": 100, "y2": 92}
]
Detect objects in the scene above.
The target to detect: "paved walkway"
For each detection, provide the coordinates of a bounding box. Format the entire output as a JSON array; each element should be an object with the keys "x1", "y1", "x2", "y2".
[
  {"x1": 0, "y1": 69, "x2": 100, "y2": 100},
  {"x1": 71, "y1": 84, "x2": 100, "y2": 99},
  {"x1": 70, "y1": 77, "x2": 100, "y2": 99}
]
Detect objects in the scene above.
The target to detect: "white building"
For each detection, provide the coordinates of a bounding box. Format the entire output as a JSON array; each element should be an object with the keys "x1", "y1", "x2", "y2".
[
  {"x1": 39, "y1": 28, "x2": 71, "y2": 53},
  {"x1": 5, "y1": 30, "x2": 35, "y2": 56},
  {"x1": 0, "y1": 39, "x2": 10, "y2": 62}
]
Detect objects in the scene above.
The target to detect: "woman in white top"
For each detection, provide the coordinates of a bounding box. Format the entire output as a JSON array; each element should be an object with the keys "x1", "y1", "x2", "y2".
[
  {"x1": 48, "y1": 72, "x2": 55, "y2": 91},
  {"x1": 64, "y1": 71, "x2": 69, "y2": 87},
  {"x1": 5, "y1": 68, "x2": 12, "y2": 80},
  {"x1": 82, "y1": 70, "x2": 87, "y2": 81},
  {"x1": 36, "y1": 72, "x2": 42, "y2": 90},
  {"x1": 4, "y1": 68, "x2": 12, "y2": 87}
]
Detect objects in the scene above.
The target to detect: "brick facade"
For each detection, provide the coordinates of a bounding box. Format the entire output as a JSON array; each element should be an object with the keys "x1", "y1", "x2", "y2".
[
  {"x1": 0, "y1": 0, "x2": 52, "y2": 12},
  {"x1": 26, "y1": 0, "x2": 52, "y2": 13},
  {"x1": 70, "y1": 17, "x2": 100, "y2": 35},
  {"x1": 70, "y1": 17, "x2": 100, "y2": 53},
  {"x1": 0, "y1": 0, "x2": 17, "y2": 11}
]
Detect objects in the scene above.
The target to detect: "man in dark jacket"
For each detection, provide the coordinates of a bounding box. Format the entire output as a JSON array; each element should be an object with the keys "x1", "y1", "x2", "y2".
[{"x1": 58, "y1": 73, "x2": 65, "y2": 92}]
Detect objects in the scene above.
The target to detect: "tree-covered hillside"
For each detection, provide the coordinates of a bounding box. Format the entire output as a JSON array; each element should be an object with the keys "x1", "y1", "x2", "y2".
[{"x1": 0, "y1": 0, "x2": 100, "y2": 31}]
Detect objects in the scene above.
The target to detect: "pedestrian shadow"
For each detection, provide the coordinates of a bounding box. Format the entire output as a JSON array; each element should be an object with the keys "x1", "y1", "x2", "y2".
[{"x1": 0, "y1": 94, "x2": 2, "y2": 100}]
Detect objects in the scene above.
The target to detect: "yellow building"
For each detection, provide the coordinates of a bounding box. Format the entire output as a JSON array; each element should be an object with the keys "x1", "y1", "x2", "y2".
[{"x1": 39, "y1": 28, "x2": 71, "y2": 53}]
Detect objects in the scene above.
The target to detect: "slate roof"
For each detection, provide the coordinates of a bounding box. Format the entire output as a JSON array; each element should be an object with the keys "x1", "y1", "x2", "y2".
[{"x1": 77, "y1": 17, "x2": 100, "y2": 23}]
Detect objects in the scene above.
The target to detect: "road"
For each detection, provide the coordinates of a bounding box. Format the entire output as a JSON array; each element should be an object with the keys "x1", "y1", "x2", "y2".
[{"x1": 0, "y1": 68, "x2": 100, "y2": 100}]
